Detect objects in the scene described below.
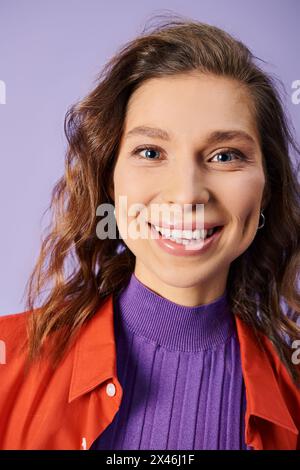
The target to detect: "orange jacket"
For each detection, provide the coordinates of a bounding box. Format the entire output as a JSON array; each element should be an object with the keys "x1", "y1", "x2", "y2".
[{"x1": 0, "y1": 294, "x2": 299, "y2": 450}]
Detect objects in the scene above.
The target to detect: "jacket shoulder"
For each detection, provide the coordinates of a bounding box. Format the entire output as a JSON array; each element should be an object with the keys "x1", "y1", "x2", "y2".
[
  {"x1": 261, "y1": 332, "x2": 300, "y2": 420},
  {"x1": 0, "y1": 309, "x2": 31, "y2": 327},
  {"x1": 261, "y1": 332, "x2": 300, "y2": 385},
  {"x1": 0, "y1": 310, "x2": 32, "y2": 358}
]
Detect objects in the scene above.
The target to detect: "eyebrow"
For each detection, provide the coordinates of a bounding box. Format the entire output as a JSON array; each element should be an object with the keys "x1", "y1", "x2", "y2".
[{"x1": 125, "y1": 125, "x2": 257, "y2": 147}]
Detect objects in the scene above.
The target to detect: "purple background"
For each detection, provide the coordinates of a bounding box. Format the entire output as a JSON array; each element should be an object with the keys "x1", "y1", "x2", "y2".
[{"x1": 0, "y1": 0, "x2": 299, "y2": 314}]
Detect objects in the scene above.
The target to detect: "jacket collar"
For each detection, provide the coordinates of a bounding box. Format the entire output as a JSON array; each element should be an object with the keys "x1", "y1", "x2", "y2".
[
  {"x1": 69, "y1": 294, "x2": 117, "y2": 403},
  {"x1": 234, "y1": 316, "x2": 298, "y2": 439},
  {"x1": 68, "y1": 293, "x2": 298, "y2": 447}
]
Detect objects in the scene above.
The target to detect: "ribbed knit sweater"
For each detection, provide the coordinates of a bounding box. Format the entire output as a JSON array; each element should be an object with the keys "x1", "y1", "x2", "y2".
[{"x1": 90, "y1": 273, "x2": 249, "y2": 450}]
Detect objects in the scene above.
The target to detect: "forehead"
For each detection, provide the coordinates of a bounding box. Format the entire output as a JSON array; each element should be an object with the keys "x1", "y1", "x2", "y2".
[{"x1": 124, "y1": 73, "x2": 258, "y2": 143}]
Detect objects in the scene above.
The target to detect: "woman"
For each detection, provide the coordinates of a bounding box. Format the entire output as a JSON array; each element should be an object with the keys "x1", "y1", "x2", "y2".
[{"x1": 0, "y1": 15, "x2": 299, "y2": 450}]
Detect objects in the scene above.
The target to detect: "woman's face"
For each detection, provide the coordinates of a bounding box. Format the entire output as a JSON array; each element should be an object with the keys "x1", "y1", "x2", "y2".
[{"x1": 111, "y1": 73, "x2": 266, "y2": 306}]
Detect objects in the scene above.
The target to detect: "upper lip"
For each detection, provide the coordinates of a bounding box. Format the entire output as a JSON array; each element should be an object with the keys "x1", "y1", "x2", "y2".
[{"x1": 148, "y1": 221, "x2": 224, "y2": 231}]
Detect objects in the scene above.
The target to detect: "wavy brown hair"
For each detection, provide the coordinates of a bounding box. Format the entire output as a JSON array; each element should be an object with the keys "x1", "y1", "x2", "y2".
[{"x1": 23, "y1": 13, "x2": 300, "y2": 384}]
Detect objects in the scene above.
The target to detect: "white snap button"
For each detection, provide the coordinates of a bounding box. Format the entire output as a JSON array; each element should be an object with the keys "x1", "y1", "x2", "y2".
[{"x1": 106, "y1": 382, "x2": 116, "y2": 397}]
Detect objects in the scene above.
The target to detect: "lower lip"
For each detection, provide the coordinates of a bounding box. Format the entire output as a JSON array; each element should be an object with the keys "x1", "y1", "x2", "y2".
[{"x1": 149, "y1": 224, "x2": 223, "y2": 257}]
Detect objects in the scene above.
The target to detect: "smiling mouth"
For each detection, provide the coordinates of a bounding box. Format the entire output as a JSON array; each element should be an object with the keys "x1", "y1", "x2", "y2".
[{"x1": 147, "y1": 222, "x2": 223, "y2": 243}]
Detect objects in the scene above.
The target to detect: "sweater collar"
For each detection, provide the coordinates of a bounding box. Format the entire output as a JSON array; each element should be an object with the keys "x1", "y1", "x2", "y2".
[{"x1": 114, "y1": 273, "x2": 235, "y2": 352}]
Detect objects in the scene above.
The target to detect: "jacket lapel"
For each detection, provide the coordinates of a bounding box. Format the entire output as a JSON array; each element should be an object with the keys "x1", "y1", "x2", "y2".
[
  {"x1": 68, "y1": 294, "x2": 118, "y2": 403},
  {"x1": 235, "y1": 316, "x2": 298, "y2": 449},
  {"x1": 68, "y1": 294, "x2": 123, "y2": 449}
]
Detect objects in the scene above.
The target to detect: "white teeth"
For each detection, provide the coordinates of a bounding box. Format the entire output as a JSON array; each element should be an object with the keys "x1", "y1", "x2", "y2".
[{"x1": 153, "y1": 225, "x2": 216, "y2": 242}]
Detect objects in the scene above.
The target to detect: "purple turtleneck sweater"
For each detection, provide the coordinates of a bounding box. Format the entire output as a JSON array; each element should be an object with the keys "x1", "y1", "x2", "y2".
[{"x1": 90, "y1": 273, "x2": 249, "y2": 450}]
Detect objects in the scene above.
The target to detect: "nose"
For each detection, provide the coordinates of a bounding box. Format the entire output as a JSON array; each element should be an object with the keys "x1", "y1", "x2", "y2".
[{"x1": 163, "y1": 162, "x2": 210, "y2": 207}]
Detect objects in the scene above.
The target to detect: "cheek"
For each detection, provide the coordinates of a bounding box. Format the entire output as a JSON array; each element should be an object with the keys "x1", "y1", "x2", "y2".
[
  {"x1": 114, "y1": 162, "x2": 154, "y2": 203},
  {"x1": 216, "y1": 170, "x2": 265, "y2": 219},
  {"x1": 218, "y1": 170, "x2": 265, "y2": 257},
  {"x1": 113, "y1": 163, "x2": 152, "y2": 243}
]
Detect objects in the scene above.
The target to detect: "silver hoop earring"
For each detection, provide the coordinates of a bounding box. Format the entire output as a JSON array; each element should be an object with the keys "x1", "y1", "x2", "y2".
[{"x1": 257, "y1": 211, "x2": 265, "y2": 229}]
